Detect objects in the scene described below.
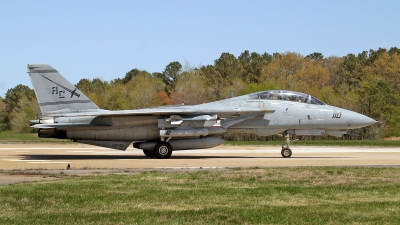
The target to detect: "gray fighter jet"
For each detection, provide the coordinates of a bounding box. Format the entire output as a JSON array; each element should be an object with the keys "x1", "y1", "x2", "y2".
[{"x1": 28, "y1": 64, "x2": 376, "y2": 159}]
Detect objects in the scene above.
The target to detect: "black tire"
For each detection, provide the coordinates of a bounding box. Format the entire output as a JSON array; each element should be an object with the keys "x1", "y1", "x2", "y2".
[
  {"x1": 154, "y1": 142, "x2": 173, "y2": 159},
  {"x1": 281, "y1": 148, "x2": 292, "y2": 158},
  {"x1": 143, "y1": 150, "x2": 156, "y2": 157}
]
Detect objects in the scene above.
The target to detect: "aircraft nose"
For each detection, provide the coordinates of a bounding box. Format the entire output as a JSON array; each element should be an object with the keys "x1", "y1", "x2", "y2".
[{"x1": 346, "y1": 111, "x2": 377, "y2": 129}]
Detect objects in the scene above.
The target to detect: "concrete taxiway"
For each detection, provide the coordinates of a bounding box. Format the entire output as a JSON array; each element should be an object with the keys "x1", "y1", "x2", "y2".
[{"x1": 1, "y1": 143, "x2": 400, "y2": 170}]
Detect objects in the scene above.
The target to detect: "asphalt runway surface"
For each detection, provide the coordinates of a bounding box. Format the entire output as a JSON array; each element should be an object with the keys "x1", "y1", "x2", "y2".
[
  {"x1": 1, "y1": 143, "x2": 400, "y2": 170},
  {"x1": 1, "y1": 143, "x2": 399, "y2": 185}
]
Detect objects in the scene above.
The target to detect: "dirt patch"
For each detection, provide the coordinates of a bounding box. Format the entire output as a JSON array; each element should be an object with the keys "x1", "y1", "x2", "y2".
[
  {"x1": 0, "y1": 168, "x2": 228, "y2": 186},
  {"x1": 384, "y1": 137, "x2": 400, "y2": 140}
]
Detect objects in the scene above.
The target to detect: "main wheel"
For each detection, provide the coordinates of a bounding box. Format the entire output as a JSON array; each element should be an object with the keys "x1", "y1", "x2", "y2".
[
  {"x1": 281, "y1": 147, "x2": 292, "y2": 158},
  {"x1": 143, "y1": 150, "x2": 156, "y2": 157},
  {"x1": 154, "y1": 142, "x2": 173, "y2": 159}
]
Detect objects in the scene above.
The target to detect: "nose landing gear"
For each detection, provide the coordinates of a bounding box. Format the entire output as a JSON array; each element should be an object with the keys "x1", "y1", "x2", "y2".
[{"x1": 281, "y1": 133, "x2": 297, "y2": 158}]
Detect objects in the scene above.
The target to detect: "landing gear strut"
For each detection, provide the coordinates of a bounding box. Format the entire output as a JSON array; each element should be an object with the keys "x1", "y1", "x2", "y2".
[{"x1": 281, "y1": 133, "x2": 297, "y2": 158}]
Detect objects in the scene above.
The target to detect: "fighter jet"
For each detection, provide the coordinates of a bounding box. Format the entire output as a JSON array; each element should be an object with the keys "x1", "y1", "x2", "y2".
[{"x1": 28, "y1": 64, "x2": 376, "y2": 159}]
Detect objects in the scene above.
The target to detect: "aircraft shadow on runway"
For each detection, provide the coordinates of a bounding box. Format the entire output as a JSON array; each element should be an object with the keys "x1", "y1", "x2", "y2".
[{"x1": 21, "y1": 154, "x2": 350, "y2": 160}]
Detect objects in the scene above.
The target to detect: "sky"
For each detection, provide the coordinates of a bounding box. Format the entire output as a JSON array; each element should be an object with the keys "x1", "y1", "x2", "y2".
[{"x1": 1, "y1": 0, "x2": 399, "y2": 97}]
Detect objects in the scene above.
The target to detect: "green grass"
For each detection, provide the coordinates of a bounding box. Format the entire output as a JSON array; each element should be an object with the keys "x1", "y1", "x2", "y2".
[
  {"x1": 0, "y1": 131, "x2": 70, "y2": 143},
  {"x1": 1, "y1": 167, "x2": 400, "y2": 224},
  {"x1": 225, "y1": 140, "x2": 400, "y2": 147}
]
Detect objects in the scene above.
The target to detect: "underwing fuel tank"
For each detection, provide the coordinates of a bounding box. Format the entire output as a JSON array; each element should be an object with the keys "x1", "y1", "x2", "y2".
[
  {"x1": 134, "y1": 137, "x2": 225, "y2": 151},
  {"x1": 160, "y1": 128, "x2": 208, "y2": 138}
]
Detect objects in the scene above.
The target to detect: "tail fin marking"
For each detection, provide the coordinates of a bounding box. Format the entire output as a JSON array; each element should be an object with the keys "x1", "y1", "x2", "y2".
[{"x1": 28, "y1": 64, "x2": 99, "y2": 114}]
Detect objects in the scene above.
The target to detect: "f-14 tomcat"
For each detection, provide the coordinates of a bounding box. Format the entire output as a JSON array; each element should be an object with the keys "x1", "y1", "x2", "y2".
[{"x1": 28, "y1": 64, "x2": 376, "y2": 159}]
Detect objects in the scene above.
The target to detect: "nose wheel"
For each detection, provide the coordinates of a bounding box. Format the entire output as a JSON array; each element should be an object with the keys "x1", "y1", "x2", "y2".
[
  {"x1": 281, "y1": 133, "x2": 297, "y2": 158},
  {"x1": 281, "y1": 147, "x2": 292, "y2": 158}
]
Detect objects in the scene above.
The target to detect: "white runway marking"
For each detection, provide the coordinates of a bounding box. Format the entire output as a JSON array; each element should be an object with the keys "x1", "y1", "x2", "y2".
[
  {"x1": 67, "y1": 151, "x2": 95, "y2": 153},
  {"x1": 116, "y1": 159, "x2": 137, "y2": 161},
  {"x1": 3, "y1": 159, "x2": 71, "y2": 164},
  {"x1": 4, "y1": 159, "x2": 50, "y2": 162},
  {"x1": 0, "y1": 147, "x2": 106, "y2": 150},
  {"x1": 174, "y1": 148, "x2": 400, "y2": 154}
]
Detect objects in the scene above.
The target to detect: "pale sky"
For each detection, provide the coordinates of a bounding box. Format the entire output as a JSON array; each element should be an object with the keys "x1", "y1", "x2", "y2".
[{"x1": 1, "y1": 0, "x2": 399, "y2": 97}]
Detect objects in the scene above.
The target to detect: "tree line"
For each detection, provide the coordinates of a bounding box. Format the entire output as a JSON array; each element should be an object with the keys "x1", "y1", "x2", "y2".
[{"x1": 1, "y1": 47, "x2": 399, "y2": 140}]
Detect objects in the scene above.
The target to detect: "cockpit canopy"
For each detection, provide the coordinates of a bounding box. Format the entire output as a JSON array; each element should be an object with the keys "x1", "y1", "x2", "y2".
[{"x1": 251, "y1": 90, "x2": 325, "y2": 105}]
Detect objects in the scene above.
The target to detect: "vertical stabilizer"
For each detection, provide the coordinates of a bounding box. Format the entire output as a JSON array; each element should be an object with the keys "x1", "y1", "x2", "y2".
[{"x1": 27, "y1": 64, "x2": 99, "y2": 114}]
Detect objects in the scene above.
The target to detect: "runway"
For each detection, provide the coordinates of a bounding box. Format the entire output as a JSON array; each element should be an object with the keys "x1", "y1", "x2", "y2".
[{"x1": 1, "y1": 143, "x2": 400, "y2": 170}]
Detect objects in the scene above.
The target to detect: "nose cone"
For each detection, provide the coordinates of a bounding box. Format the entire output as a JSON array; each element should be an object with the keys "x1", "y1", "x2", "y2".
[{"x1": 346, "y1": 112, "x2": 377, "y2": 129}]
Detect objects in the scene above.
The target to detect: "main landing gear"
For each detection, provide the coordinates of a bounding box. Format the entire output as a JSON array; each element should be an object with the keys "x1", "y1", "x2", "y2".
[
  {"x1": 142, "y1": 141, "x2": 173, "y2": 159},
  {"x1": 281, "y1": 133, "x2": 298, "y2": 158},
  {"x1": 154, "y1": 142, "x2": 173, "y2": 159}
]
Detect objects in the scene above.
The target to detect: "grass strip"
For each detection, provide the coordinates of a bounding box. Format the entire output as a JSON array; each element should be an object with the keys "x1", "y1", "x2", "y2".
[
  {"x1": 0, "y1": 132, "x2": 71, "y2": 143},
  {"x1": 1, "y1": 167, "x2": 400, "y2": 224}
]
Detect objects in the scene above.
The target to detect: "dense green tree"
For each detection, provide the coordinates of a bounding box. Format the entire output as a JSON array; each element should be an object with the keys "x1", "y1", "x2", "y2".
[
  {"x1": 214, "y1": 52, "x2": 244, "y2": 83},
  {"x1": 0, "y1": 97, "x2": 4, "y2": 112},
  {"x1": 358, "y1": 74, "x2": 400, "y2": 137},
  {"x1": 366, "y1": 48, "x2": 387, "y2": 66},
  {"x1": 238, "y1": 50, "x2": 272, "y2": 83},
  {"x1": 240, "y1": 83, "x2": 278, "y2": 95},
  {"x1": 125, "y1": 72, "x2": 165, "y2": 109},
  {"x1": 389, "y1": 47, "x2": 400, "y2": 55},
  {"x1": 324, "y1": 56, "x2": 344, "y2": 88},
  {"x1": 170, "y1": 71, "x2": 212, "y2": 104},
  {"x1": 2, "y1": 85, "x2": 36, "y2": 130},
  {"x1": 91, "y1": 78, "x2": 109, "y2": 94},
  {"x1": 218, "y1": 77, "x2": 246, "y2": 99},
  {"x1": 8, "y1": 96, "x2": 39, "y2": 133},
  {"x1": 260, "y1": 52, "x2": 330, "y2": 96},
  {"x1": 261, "y1": 52, "x2": 303, "y2": 84},
  {"x1": 3, "y1": 85, "x2": 35, "y2": 114},
  {"x1": 336, "y1": 53, "x2": 365, "y2": 89},
  {"x1": 197, "y1": 52, "x2": 245, "y2": 98},
  {"x1": 105, "y1": 83, "x2": 128, "y2": 110},
  {"x1": 76, "y1": 78, "x2": 110, "y2": 108},
  {"x1": 113, "y1": 68, "x2": 141, "y2": 84},
  {"x1": 76, "y1": 78, "x2": 93, "y2": 93},
  {"x1": 0, "y1": 97, "x2": 6, "y2": 131},
  {"x1": 363, "y1": 51, "x2": 400, "y2": 92},
  {"x1": 158, "y1": 61, "x2": 182, "y2": 94},
  {"x1": 305, "y1": 52, "x2": 324, "y2": 61},
  {"x1": 196, "y1": 65, "x2": 220, "y2": 99}
]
